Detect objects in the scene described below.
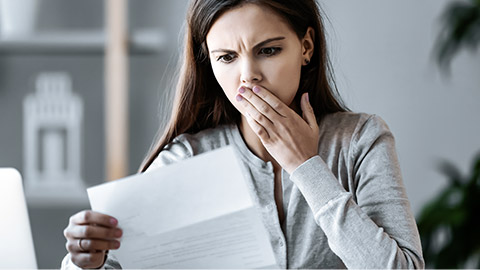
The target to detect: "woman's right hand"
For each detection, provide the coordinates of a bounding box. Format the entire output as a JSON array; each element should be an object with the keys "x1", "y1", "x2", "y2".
[{"x1": 64, "y1": 210, "x2": 122, "y2": 269}]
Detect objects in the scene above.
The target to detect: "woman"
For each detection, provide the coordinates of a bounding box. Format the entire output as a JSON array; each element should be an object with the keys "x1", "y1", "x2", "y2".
[{"x1": 62, "y1": 0, "x2": 425, "y2": 268}]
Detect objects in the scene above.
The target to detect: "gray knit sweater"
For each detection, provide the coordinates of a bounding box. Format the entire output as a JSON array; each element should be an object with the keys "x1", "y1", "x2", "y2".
[{"x1": 62, "y1": 112, "x2": 424, "y2": 269}]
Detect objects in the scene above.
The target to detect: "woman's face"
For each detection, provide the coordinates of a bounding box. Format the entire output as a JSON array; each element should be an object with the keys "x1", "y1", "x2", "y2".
[{"x1": 206, "y1": 3, "x2": 313, "y2": 113}]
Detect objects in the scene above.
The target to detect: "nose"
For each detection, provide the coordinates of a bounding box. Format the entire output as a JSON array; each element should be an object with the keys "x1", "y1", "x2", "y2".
[{"x1": 240, "y1": 58, "x2": 262, "y2": 86}]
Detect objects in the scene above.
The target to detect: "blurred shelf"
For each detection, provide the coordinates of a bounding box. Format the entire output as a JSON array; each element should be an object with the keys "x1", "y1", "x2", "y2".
[
  {"x1": 25, "y1": 182, "x2": 90, "y2": 208},
  {"x1": 26, "y1": 194, "x2": 90, "y2": 209},
  {"x1": 0, "y1": 29, "x2": 167, "y2": 55}
]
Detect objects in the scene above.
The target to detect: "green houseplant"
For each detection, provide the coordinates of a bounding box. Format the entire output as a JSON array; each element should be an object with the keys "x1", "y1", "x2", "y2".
[
  {"x1": 417, "y1": 0, "x2": 480, "y2": 268},
  {"x1": 434, "y1": 0, "x2": 480, "y2": 69},
  {"x1": 416, "y1": 155, "x2": 480, "y2": 268}
]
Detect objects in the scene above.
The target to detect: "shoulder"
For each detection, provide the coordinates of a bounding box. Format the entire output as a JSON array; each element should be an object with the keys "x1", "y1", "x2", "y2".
[
  {"x1": 318, "y1": 112, "x2": 395, "y2": 159},
  {"x1": 175, "y1": 124, "x2": 235, "y2": 154},
  {"x1": 147, "y1": 124, "x2": 234, "y2": 171},
  {"x1": 320, "y1": 111, "x2": 390, "y2": 133},
  {"x1": 320, "y1": 112, "x2": 392, "y2": 141}
]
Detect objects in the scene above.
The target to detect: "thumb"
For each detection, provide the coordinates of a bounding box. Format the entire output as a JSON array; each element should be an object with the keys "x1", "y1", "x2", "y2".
[{"x1": 301, "y1": 92, "x2": 317, "y2": 129}]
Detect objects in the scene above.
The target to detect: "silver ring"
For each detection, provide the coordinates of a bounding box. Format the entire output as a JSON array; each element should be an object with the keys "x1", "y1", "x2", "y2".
[{"x1": 78, "y1": 238, "x2": 86, "y2": 252}]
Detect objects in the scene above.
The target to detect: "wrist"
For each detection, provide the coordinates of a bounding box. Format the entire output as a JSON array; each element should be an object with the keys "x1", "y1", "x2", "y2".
[{"x1": 287, "y1": 154, "x2": 319, "y2": 175}]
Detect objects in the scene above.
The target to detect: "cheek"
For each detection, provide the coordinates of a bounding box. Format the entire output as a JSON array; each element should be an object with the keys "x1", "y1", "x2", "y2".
[
  {"x1": 210, "y1": 63, "x2": 244, "y2": 111},
  {"x1": 265, "y1": 57, "x2": 302, "y2": 105}
]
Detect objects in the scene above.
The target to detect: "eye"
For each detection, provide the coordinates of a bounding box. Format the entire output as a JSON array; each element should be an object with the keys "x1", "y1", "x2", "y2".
[
  {"x1": 259, "y1": 47, "x2": 282, "y2": 56},
  {"x1": 216, "y1": 53, "x2": 236, "y2": 63}
]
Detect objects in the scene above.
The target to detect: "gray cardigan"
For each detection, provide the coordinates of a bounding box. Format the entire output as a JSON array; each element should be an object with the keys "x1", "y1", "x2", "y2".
[{"x1": 62, "y1": 112, "x2": 424, "y2": 269}]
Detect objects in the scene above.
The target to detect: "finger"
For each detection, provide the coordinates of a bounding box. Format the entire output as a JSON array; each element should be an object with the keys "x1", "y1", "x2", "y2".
[
  {"x1": 66, "y1": 224, "x2": 122, "y2": 240},
  {"x1": 70, "y1": 210, "x2": 118, "y2": 228},
  {"x1": 238, "y1": 87, "x2": 279, "y2": 121},
  {"x1": 236, "y1": 93, "x2": 274, "y2": 128},
  {"x1": 240, "y1": 86, "x2": 288, "y2": 118},
  {"x1": 245, "y1": 113, "x2": 270, "y2": 140},
  {"x1": 70, "y1": 251, "x2": 106, "y2": 269},
  {"x1": 66, "y1": 238, "x2": 120, "y2": 253},
  {"x1": 300, "y1": 92, "x2": 317, "y2": 129}
]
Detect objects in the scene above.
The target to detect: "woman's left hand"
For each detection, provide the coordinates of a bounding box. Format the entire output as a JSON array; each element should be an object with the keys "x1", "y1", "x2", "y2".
[{"x1": 236, "y1": 85, "x2": 320, "y2": 174}]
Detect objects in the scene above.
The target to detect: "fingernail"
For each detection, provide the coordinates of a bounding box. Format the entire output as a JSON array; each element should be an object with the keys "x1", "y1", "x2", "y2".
[
  {"x1": 253, "y1": 86, "x2": 260, "y2": 93},
  {"x1": 306, "y1": 92, "x2": 309, "y2": 102},
  {"x1": 238, "y1": 87, "x2": 245, "y2": 93},
  {"x1": 236, "y1": 94, "x2": 243, "y2": 101},
  {"x1": 115, "y1": 229, "x2": 123, "y2": 237},
  {"x1": 114, "y1": 241, "x2": 121, "y2": 248},
  {"x1": 110, "y1": 218, "x2": 118, "y2": 225}
]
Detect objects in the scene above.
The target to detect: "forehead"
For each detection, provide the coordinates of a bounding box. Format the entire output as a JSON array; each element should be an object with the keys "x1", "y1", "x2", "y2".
[{"x1": 206, "y1": 3, "x2": 297, "y2": 50}]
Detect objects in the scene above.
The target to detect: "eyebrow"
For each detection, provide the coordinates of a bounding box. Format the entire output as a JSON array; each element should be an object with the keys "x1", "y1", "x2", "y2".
[{"x1": 210, "y1": 36, "x2": 285, "y2": 54}]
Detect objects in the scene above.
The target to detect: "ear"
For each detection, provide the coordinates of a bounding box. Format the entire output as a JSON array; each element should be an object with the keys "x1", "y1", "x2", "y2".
[{"x1": 301, "y1": 27, "x2": 315, "y2": 65}]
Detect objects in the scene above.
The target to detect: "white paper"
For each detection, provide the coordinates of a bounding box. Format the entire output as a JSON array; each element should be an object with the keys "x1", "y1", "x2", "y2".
[{"x1": 87, "y1": 146, "x2": 278, "y2": 269}]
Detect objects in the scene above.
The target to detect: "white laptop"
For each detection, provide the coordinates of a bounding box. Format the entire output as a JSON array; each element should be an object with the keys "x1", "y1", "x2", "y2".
[{"x1": 0, "y1": 168, "x2": 37, "y2": 269}]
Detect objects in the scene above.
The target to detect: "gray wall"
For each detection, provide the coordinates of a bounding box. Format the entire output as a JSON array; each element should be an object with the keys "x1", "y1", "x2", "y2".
[
  {"x1": 322, "y1": 0, "x2": 480, "y2": 214},
  {"x1": 1, "y1": 0, "x2": 479, "y2": 268},
  {"x1": 0, "y1": 0, "x2": 189, "y2": 268}
]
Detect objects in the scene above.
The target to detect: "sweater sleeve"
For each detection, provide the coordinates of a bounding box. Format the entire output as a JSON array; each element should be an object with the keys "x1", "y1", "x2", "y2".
[
  {"x1": 60, "y1": 252, "x2": 121, "y2": 270},
  {"x1": 290, "y1": 115, "x2": 425, "y2": 269}
]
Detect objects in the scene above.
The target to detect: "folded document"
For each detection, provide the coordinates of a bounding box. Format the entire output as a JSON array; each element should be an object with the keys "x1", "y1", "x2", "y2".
[{"x1": 87, "y1": 146, "x2": 278, "y2": 268}]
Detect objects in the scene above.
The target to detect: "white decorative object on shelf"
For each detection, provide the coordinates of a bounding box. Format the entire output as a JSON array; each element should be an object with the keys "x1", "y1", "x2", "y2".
[
  {"x1": 23, "y1": 72, "x2": 87, "y2": 206},
  {"x1": 0, "y1": 0, "x2": 39, "y2": 37}
]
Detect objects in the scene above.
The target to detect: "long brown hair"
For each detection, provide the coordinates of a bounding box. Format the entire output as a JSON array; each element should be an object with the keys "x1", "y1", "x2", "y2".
[{"x1": 140, "y1": 0, "x2": 348, "y2": 172}]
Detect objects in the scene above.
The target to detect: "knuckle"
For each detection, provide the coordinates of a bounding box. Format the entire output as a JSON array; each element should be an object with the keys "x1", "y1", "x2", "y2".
[
  {"x1": 69, "y1": 215, "x2": 76, "y2": 225},
  {"x1": 259, "y1": 104, "x2": 269, "y2": 113},
  {"x1": 82, "y1": 239, "x2": 92, "y2": 250},
  {"x1": 83, "y1": 226, "x2": 94, "y2": 238},
  {"x1": 256, "y1": 114, "x2": 265, "y2": 123},
  {"x1": 272, "y1": 102, "x2": 281, "y2": 110},
  {"x1": 84, "y1": 253, "x2": 95, "y2": 264},
  {"x1": 82, "y1": 210, "x2": 92, "y2": 222},
  {"x1": 256, "y1": 127, "x2": 264, "y2": 136},
  {"x1": 71, "y1": 255, "x2": 82, "y2": 267},
  {"x1": 66, "y1": 241, "x2": 74, "y2": 252},
  {"x1": 73, "y1": 255, "x2": 90, "y2": 269}
]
